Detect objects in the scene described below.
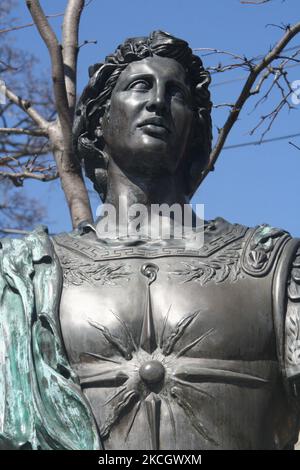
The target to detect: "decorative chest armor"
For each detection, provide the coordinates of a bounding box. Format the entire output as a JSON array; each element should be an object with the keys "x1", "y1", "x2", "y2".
[{"x1": 53, "y1": 218, "x2": 300, "y2": 450}]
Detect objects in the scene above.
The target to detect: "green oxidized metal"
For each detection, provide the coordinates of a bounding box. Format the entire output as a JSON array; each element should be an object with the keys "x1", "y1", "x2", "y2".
[{"x1": 0, "y1": 226, "x2": 101, "y2": 450}]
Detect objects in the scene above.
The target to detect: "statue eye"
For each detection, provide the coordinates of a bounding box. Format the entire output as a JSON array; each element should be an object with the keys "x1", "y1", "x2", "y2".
[
  {"x1": 168, "y1": 85, "x2": 186, "y2": 102},
  {"x1": 127, "y1": 80, "x2": 151, "y2": 91}
]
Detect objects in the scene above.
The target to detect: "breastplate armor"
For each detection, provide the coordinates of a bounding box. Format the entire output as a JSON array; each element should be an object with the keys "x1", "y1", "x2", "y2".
[{"x1": 53, "y1": 218, "x2": 299, "y2": 450}]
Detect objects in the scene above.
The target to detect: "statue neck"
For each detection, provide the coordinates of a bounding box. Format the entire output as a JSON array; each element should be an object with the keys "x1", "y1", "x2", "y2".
[
  {"x1": 97, "y1": 159, "x2": 191, "y2": 240},
  {"x1": 104, "y1": 158, "x2": 188, "y2": 211}
]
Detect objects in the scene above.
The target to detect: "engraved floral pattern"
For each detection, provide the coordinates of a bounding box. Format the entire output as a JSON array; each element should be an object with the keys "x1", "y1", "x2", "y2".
[
  {"x1": 168, "y1": 240, "x2": 243, "y2": 285},
  {"x1": 59, "y1": 254, "x2": 131, "y2": 287}
]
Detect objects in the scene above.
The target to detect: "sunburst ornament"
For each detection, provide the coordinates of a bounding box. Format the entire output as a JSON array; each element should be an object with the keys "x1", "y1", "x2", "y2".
[{"x1": 79, "y1": 262, "x2": 267, "y2": 449}]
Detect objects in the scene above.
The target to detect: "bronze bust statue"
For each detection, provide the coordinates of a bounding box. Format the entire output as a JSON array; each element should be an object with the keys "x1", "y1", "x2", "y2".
[{"x1": 0, "y1": 31, "x2": 300, "y2": 450}]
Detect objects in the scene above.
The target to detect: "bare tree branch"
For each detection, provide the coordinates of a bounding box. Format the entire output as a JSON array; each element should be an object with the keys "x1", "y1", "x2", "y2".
[
  {"x1": 26, "y1": 0, "x2": 93, "y2": 227},
  {"x1": 241, "y1": 0, "x2": 272, "y2": 4},
  {"x1": 0, "y1": 169, "x2": 58, "y2": 182},
  {"x1": 0, "y1": 177, "x2": 46, "y2": 231},
  {"x1": 213, "y1": 103, "x2": 235, "y2": 109},
  {"x1": 0, "y1": 1, "x2": 56, "y2": 229},
  {"x1": 62, "y1": 0, "x2": 85, "y2": 119},
  {"x1": 250, "y1": 89, "x2": 293, "y2": 139},
  {"x1": 26, "y1": 0, "x2": 72, "y2": 132},
  {"x1": 289, "y1": 141, "x2": 300, "y2": 151},
  {"x1": 248, "y1": 66, "x2": 273, "y2": 97},
  {"x1": 4, "y1": 85, "x2": 49, "y2": 129},
  {"x1": 194, "y1": 48, "x2": 247, "y2": 62},
  {"x1": 0, "y1": 12, "x2": 64, "y2": 35},
  {"x1": 0, "y1": 127, "x2": 48, "y2": 136},
  {"x1": 0, "y1": 151, "x2": 49, "y2": 164},
  {"x1": 199, "y1": 21, "x2": 300, "y2": 189},
  {"x1": 79, "y1": 39, "x2": 97, "y2": 49},
  {"x1": 0, "y1": 58, "x2": 18, "y2": 70}
]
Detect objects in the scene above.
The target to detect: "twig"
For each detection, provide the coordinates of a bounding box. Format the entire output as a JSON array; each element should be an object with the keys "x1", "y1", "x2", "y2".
[
  {"x1": 0, "y1": 59, "x2": 19, "y2": 71},
  {"x1": 0, "y1": 127, "x2": 48, "y2": 137},
  {"x1": 213, "y1": 103, "x2": 235, "y2": 109},
  {"x1": 79, "y1": 39, "x2": 97, "y2": 49},
  {"x1": 0, "y1": 169, "x2": 58, "y2": 182},
  {"x1": 289, "y1": 141, "x2": 300, "y2": 151},
  {"x1": 0, "y1": 13, "x2": 64, "y2": 35},
  {"x1": 208, "y1": 62, "x2": 253, "y2": 74},
  {"x1": 249, "y1": 67, "x2": 273, "y2": 96},
  {"x1": 253, "y1": 90, "x2": 293, "y2": 140},
  {"x1": 4, "y1": 85, "x2": 49, "y2": 129},
  {"x1": 0, "y1": 149, "x2": 50, "y2": 165},
  {"x1": 241, "y1": 0, "x2": 271, "y2": 4},
  {"x1": 266, "y1": 23, "x2": 290, "y2": 31},
  {"x1": 276, "y1": 55, "x2": 300, "y2": 63},
  {"x1": 194, "y1": 48, "x2": 247, "y2": 63}
]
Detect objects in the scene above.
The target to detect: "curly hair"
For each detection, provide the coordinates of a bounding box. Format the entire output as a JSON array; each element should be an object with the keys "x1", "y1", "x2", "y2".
[{"x1": 73, "y1": 31, "x2": 212, "y2": 201}]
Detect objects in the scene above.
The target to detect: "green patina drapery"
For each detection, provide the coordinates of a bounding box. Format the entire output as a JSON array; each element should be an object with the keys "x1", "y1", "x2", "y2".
[{"x1": 0, "y1": 226, "x2": 101, "y2": 450}]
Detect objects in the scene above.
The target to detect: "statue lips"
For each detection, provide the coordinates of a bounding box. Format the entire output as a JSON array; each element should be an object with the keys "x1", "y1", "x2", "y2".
[{"x1": 137, "y1": 117, "x2": 171, "y2": 139}]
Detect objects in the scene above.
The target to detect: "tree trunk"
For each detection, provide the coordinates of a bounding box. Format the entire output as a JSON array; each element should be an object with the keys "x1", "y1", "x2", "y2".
[{"x1": 48, "y1": 122, "x2": 93, "y2": 228}]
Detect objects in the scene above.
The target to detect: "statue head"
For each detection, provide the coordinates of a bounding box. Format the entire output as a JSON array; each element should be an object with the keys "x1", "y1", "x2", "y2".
[{"x1": 73, "y1": 31, "x2": 212, "y2": 202}]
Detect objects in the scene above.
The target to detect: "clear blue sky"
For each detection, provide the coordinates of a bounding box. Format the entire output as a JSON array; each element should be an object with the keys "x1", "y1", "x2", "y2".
[{"x1": 12, "y1": 0, "x2": 300, "y2": 235}]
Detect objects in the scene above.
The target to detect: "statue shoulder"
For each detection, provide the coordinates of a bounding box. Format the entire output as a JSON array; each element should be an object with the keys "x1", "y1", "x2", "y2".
[
  {"x1": 284, "y1": 242, "x2": 300, "y2": 394},
  {"x1": 0, "y1": 224, "x2": 54, "y2": 257},
  {"x1": 240, "y1": 222, "x2": 291, "y2": 277},
  {"x1": 0, "y1": 225, "x2": 55, "y2": 285},
  {"x1": 258, "y1": 231, "x2": 300, "y2": 404},
  {"x1": 205, "y1": 217, "x2": 290, "y2": 277}
]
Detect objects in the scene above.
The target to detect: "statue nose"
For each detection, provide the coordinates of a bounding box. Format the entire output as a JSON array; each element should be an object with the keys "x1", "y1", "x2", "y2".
[{"x1": 146, "y1": 87, "x2": 167, "y2": 113}]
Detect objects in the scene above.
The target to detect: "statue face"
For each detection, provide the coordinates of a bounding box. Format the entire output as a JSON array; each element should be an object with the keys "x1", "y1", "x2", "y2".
[{"x1": 102, "y1": 55, "x2": 194, "y2": 176}]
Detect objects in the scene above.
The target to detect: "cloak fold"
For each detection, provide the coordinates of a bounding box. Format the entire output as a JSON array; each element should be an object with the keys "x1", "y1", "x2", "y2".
[{"x1": 0, "y1": 226, "x2": 102, "y2": 450}]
